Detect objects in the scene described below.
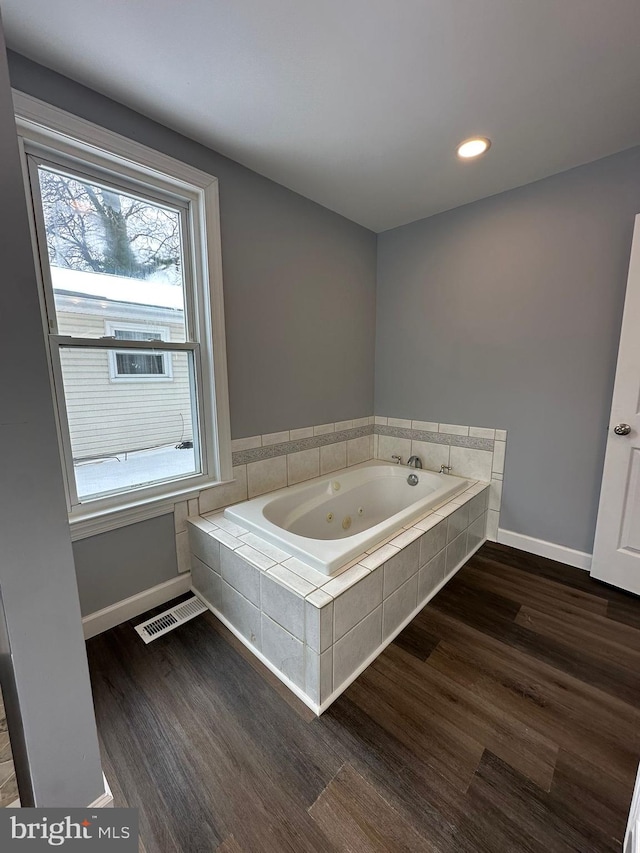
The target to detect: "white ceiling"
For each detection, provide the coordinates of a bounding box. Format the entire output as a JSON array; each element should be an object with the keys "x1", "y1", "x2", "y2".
[{"x1": 3, "y1": 0, "x2": 640, "y2": 232}]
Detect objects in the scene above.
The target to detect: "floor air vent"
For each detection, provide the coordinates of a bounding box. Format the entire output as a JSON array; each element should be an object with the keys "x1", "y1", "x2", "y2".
[{"x1": 134, "y1": 596, "x2": 207, "y2": 644}]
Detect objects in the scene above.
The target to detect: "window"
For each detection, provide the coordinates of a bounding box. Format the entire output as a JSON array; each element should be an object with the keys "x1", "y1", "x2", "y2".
[
  {"x1": 15, "y1": 93, "x2": 231, "y2": 534},
  {"x1": 105, "y1": 324, "x2": 172, "y2": 380}
]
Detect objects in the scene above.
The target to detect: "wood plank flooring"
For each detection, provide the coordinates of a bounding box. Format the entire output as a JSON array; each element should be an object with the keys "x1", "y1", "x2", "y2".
[{"x1": 86, "y1": 542, "x2": 640, "y2": 852}]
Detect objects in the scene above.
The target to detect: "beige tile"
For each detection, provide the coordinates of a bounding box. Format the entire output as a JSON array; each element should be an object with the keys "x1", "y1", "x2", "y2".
[
  {"x1": 220, "y1": 545, "x2": 260, "y2": 604},
  {"x1": 447, "y1": 504, "x2": 470, "y2": 543},
  {"x1": 262, "y1": 430, "x2": 290, "y2": 446},
  {"x1": 239, "y1": 532, "x2": 290, "y2": 563},
  {"x1": 333, "y1": 607, "x2": 382, "y2": 691},
  {"x1": 467, "y1": 491, "x2": 488, "y2": 523},
  {"x1": 449, "y1": 446, "x2": 493, "y2": 481},
  {"x1": 282, "y1": 555, "x2": 328, "y2": 587},
  {"x1": 268, "y1": 564, "x2": 316, "y2": 597},
  {"x1": 320, "y1": 442, "x2": 347, "y2": 475},
  {"x1": 495, "y1": 429, "x2": 508, "y2": 441},
  {"x1": 383, "y1": 539, "x2": 420, "y2": 597},
  {"x1": 432, "y1": 501, "x2": 459, "y2": 518},
  {"x1": 191, "y1": 555, "x2": 221, "y2": 609},
  {"x1": 334, "y1": 568, "x2": 383, "y2": 640},
  {"x1": 411, "y1": 439, "x2": 450, "y2": 473},
  {"x1": 419, "y1": 520, "x2": 447, "y2": 566},
  {"x1": 187, "y1": 497, "x2": 199, "y2": 516},
  {"x1": 187, "y1": 520, "x2": 220, "y2": 570},
  {"x1": 352, "y1": 416, "x2": 370, "y2": 428},
  {"x1": 360, "y1": 543, "x2": 400, "y2": 570},
  {"x1": 412, "y1": 420, "x2": 439, "y2": 432},
  {"x1": 320, "y1": 647, "x2": 333, "y2": 704},
  {"x1": 374, "y1": 415, "x2": 388, "y2": 425},
  {"x1": 388, "y1": 417, "x2": 412, "y2": 428},
  {"x1": 208, "y1": 513, "x2": 248, "y2": 537},
  {"x1": 287, "y1": 448, "x2": 320, "y2": 485},
  {"x1": 383, "y1": 575, "x2": 418, "y2": 639},
  {"x1": 389, "y1": 527, "x2": 422, "y2": 549},
  {"x1": 305, "y1": 594, "x2": 333, "y2": 653},
  {"x1": 209, "y1": 527, "x2": 243, "y2": 550},
  {"x1": 418, "y1": 550, "x2": 446, "y2": 602},
  {"x1": 175, "y1": 530, "x2": 191, "y2": 573},
  {"x1": 220, "y1": 581, "x2": 261, "y2": 649},
  {"x1": 231, "y1": 435, "x2": 262, "y2": 451},
  {"x1": 290, "y1": 426, "x2": 314, "y2": 440},
  {"x1": 468, "y1": 512, "x2": 487, "y2": 553},
  {"x1": 323, "y1": 564, "x2": 369, "y2": 597},
  {"x1": 199, "y1": 465, "x2": 248, "y2": 513},
  {"x1": 261, "y1": 614, "x2": 304, "y2": 689},
  {"x1": 334, "y1": 419, "x2": 353, "y2": 431},
  {"x1": 261, "y1": 572, "x2": 305, "y2": 639},
  {"x1": 446, "y1": 530, "x2": 469, "y2": 574},
  {"x1": 486, "y1": 509, "x2": 500, "y2": 541},
  {"x1": 469, "y1": 426, "x2": 495, "y2": 439},
  {"x1": 347, "y1": 435, "x2": 371, "y2": 466},
  {"x1": 490, "y1": 478, "x2": 503, "y2": 511},
  {"x1": 414, "y1": 513, "x2": 441, "y2": 532},
  {"x1": 439, "y1": 423, "x2": 469, "y2": 436},
  {"x1": 377, "y1": 435, "x2": 411, "y2": 463},
  {"x1": 313, "y1": 423, "x2": 335, "y2": 435},
  {"x1": 236, "y1": 544, "x2": 276, "y2": 572},
  {"x1": 247, "y1": 456, "x2": 287, "y2": 498},
  {"x1": 174, "y1": 500, "x2": 189, "y2": 534},
  {"x1": 492, "y1": 440, "x2": 507, "y2": 474}
]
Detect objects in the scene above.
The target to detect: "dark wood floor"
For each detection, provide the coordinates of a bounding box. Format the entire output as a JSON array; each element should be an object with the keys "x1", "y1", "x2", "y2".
[{"x1": 87, "y1": 542, "x2": 640, "y2": 853}]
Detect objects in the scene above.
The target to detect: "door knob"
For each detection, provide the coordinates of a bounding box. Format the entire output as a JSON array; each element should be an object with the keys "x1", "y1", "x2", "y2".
[{"x1": 613, "y1": 423, "x2": 632, "y2": 436}]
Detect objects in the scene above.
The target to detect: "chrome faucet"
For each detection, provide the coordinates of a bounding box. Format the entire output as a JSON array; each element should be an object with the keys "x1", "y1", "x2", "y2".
[
  {"x1": 391, "y1": 455, "x2": 402, "y2": 464},
  {"x1": 440, "y1": 464, "x2": 452, "y2": 474},
  {"x1": 407, "y1": 455, "x2": 422, "y2": 469}
]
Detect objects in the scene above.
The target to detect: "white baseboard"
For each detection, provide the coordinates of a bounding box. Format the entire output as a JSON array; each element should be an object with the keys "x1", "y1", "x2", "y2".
[
  {"x1": 90, "y1": 774, "x2": 114, "y2": 808},
  {"x1": 497, "y1": 528, "x2": 592, "y2": 571},
  {"x1": 82, "y1": 573, "x2": 192, "y2": 639},
  {"x1": 7, "y1": 773, "x2": 114, "y2": 809}
]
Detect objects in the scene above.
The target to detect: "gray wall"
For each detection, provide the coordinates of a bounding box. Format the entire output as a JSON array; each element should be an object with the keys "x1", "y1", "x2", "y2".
[
  {"x1": 72, "y1": 516, "x2": 178, "y2": 615},
  {"x1": 7, "y1": 52, "x2": 377, "y2": 615},
  {"x1": 0, "y1": 27, "x2": 103, "y2": 804},
  {"x1": 8, "y1": 51, "x2": 377, "y2": 440},
  {"x1": 376, "y1": 146, "x2": 640, "y2": 554}
]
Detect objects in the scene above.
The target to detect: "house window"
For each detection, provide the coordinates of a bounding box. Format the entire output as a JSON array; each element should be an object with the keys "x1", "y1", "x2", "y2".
[
  {"x1": 105, "y1": 325, "x2": 172, "y2": 380},
  {"x1": 15, "y1": 94, "x2": 231, "y2": 533}
]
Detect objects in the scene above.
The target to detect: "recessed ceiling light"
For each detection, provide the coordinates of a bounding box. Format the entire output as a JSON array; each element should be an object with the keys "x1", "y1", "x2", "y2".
[{"x1": 457, "y1": 137, "x2": 491, "y2": 159}]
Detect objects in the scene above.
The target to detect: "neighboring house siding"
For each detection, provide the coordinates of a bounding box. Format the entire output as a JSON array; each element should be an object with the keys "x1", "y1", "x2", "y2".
[{"x1": 58, "y1": 307, "x2": 192, "y2": 459}]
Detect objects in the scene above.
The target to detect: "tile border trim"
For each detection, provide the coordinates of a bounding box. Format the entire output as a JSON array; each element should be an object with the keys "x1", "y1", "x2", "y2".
[
  {"x1": 232, "y1": 424, "x2": 373, "y2": 465},
  {"x1": 375, "y1": 423, "x2": 494, "y2": 451}
]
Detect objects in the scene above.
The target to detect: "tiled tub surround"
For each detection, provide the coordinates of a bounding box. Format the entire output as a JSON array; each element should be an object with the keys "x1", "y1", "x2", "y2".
[
  {"x1": 175, "y1": 415, "x2": 503, "y2": 578},
  {"x1": 172, "y1": 418, "x2": 375, "y2": 572},
  {"x1": 188, "y1": 478, "x2": 489, "y2": 713},
  {"x1": 372, "y1": 418, "x2": 506, "y2": 542},
  {"x1": 226, "y1": 462, "x2": 469, "y2": 574}
]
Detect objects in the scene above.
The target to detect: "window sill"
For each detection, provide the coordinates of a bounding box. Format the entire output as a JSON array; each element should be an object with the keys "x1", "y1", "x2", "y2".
[{"x1": 68, "y1": 479, "x2": 230, "y2": 541}]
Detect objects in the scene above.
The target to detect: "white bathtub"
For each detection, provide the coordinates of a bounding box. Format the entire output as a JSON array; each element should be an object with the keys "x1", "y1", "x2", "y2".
[{"x1": 224, "y1": 461, "x2": 470, "y2": 574}]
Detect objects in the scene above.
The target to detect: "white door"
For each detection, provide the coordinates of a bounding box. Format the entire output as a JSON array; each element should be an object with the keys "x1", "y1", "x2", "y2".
[{"x1": 591, "y1": 214, "x2": 640, "y2": 594}]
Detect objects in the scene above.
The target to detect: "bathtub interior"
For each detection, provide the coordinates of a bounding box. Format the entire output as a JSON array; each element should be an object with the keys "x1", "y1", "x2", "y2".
[
  {"x1": 225, "y1": 461, "x2": 470, "y2": 573},
  {"x1": 264, "y1": 466, "x2": 462, "y2": 540}
]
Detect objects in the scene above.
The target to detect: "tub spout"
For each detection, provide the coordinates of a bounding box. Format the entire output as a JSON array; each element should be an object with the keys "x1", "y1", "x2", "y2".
[{"x1": 407, "y1": 455, "x2": 422, "y2": 469}]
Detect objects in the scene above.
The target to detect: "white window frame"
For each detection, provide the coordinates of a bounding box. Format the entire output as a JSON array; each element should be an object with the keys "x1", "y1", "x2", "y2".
[
  {"x1": 13, "y1": 91, "x2": 232, "y2": 539},
  {"x1": 104, "y1": 322, "x2": 173, "y2": 381}
]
